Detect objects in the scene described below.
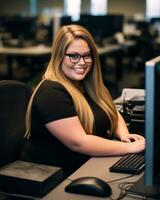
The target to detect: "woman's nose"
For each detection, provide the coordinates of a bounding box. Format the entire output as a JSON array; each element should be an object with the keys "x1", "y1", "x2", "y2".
[{"x1": 78, "y1": 57, "x2": 85, "y2": 64}]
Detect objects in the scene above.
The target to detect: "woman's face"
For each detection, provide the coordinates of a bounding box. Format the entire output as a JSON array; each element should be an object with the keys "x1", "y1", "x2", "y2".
[{"x1": 61, "y1": 39, "x2": 92, "y2": 81}]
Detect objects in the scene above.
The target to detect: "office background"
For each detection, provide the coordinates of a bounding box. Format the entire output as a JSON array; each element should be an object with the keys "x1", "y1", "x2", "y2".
[
  {"x1": 0, "y1": 0, "x2": 145, "y2": 17},
  {"x1": 0, "y1": 0, "x2": 159, "y2": 98},
  {"x1": 0, "y1": 1, "x2": 160, "y2": 199}
]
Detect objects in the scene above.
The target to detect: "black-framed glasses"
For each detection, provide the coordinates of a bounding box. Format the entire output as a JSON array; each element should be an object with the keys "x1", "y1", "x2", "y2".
[{"x1": 65, "y1": 53, "x2": 93, "y2": 64}]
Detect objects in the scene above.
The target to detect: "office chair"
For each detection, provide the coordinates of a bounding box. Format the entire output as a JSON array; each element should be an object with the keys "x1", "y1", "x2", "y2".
[{"x1": 0, "y1": 80, "x2": 32, "y2": 167}]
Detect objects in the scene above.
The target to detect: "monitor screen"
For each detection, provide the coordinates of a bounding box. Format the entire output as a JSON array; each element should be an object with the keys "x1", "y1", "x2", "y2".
[
  {"x1": 60, "y1": 16, "x2": 72, "y2": 26},
  {"x1": 128, "y1": 56, "x2": 160, "y2": 198},
  {"x1": 150, "y1": 17, "x2": 160, "y2": 35},
  {"x1": 145, "y1": 56, "x2": 160, "y2": 186},
  {"x1": 74, "y1": 14, "x2": 124, "y2": 41},
  {"x1": 150, "y1": 17, "x2": 160, "y2": 24},
  {"x1": 2, "y1": 15, "x2": 37, "y2": 40}
]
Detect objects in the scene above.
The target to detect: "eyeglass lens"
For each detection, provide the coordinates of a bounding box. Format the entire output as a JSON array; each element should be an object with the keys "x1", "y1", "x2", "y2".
[{"x1": 66, "y1": 53, "x2": 92, "y2": 63}]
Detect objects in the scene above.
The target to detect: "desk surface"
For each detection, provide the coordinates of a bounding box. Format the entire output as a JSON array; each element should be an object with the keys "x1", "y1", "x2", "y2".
[
  {"x1": 0, "y1": 40, "x2": 136, "y2": 80},
  {"x1": 42, "y1": 156, "x2": 146, "y2": 200},
  {"x1": 0, "y1": 40, "x2": 136, "y2": 56},
  {"x1": 0, "y1": 45, "x2": 51, "y2": 56},
  {"x1": 97, "y1": 40, "x2": 136, "y2": 55}
]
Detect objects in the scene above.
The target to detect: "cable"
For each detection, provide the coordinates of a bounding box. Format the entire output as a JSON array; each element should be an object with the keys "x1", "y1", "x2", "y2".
[
  {"x1": 109, "y1": 190, "x2": 127, "y2": 200},
  {"x1": 127, "y1": 193, "x2": 148, "y2": 199},
  {"x1": 67, "y1": 175, "x2": 145, "y2": 200},
  {"x1": 108, "y1": 174, "x2": 135, "y2": 183},
  {"x1": 107, "y1": 180, "x2": 135, "y2": 200},
  {"x1": 66, "y1": 175, "x2": 136, "y2": 200},
  {"x1": 108, "y1": 175, "x2": 143, "y2": 200},
  {"x1": 67, "y1": 174, "x2": 135, "y2": 183},
  {"x1": 118, "y1": 182, "x2": 148, "y2": 200}
]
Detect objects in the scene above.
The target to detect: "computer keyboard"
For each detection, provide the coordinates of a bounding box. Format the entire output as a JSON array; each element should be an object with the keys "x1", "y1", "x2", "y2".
[{"x1": 109, "y1": 152, "x2": 145, "y2": 174}]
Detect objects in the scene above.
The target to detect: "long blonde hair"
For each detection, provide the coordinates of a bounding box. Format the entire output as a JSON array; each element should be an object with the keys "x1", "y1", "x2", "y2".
[{"x1": 25, "y1": 24, "x2": 118, "y2": 138}]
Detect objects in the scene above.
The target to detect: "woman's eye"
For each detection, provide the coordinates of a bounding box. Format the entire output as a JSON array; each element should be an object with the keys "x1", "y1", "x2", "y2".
[
  {"x1": 84, "y1": 54, "x2": 91, "y2": 59},
  {"x1": 71, "y1": 54, "x2": 79, "y2": 59}
]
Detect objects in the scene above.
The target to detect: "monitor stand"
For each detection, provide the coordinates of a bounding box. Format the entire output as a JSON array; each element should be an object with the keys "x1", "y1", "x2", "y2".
[{"x1": 128, "y1": 175, "x2": 160, "y2": 199}]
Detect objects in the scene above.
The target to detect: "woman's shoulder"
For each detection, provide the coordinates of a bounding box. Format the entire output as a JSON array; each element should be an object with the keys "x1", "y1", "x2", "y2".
[
  {"x1": 41, "y1": 80, "x2": 65, "y2": 90},
  {"x1": 37, "y1": 80, "x2": 67, "y2": 94},
  {"x1": 35, "y1": 80, "x2": 71, "y2": 100},
  {"x1": 33, "y1": 80, "x2": 76, "y2": 123}
]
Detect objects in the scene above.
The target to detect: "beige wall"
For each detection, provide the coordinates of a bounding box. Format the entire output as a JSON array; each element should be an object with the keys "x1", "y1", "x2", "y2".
[
  {"x1": 108, "y1": 0, "x2": 146, "y2": 18},
  {"x1": 0, "y1": 0, "x2": 29, "y2": 15},
  {"x1": 0, "y1": 0, "x2": 64, "y2": 16},
  {"x1": 37, "y1": 0, "x2": 64, "y2": 14},
  {"x1": 0, "y1": 0, "x2": 146, "y2": 18}
]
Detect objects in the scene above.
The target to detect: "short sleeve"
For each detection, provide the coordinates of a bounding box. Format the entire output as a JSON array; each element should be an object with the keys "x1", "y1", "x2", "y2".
[{"x1": 33, "y1": 81, "x2": 77, "y2": 124}]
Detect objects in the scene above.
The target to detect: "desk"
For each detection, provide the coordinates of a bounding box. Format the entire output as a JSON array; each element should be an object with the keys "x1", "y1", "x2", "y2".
[
  {"x1": 0, "y1": 45, "x2": 51, "y2": 56},
  {"x1": 0, "y1": 41, "x2": 135, "y2": 80},
  {"x1": 98, "y1": 40, "x2": 136, "y2": 81},
  {"x1": 42, "y1": 156, "x2": 147, "y2": 200},
  {"x1": 0, "y1": 40, "x2": 135, "y2": 56},
  {"x1": 0, "y1": 45, "x2": 51, "y2": 79},
  {"x1": 97, "y1": 40, "x2": 135, "y2": 55}
]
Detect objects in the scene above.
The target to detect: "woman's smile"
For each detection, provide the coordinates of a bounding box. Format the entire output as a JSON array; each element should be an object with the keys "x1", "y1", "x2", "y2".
[
  {"x1": 62, "y1": 39, "x2": 92, "y2": 81},
  {"x1": 72, "y1": 66, "x2": 88, "y2": 74}
]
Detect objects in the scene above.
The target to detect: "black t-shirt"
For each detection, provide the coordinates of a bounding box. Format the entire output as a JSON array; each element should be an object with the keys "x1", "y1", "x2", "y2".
[{"x1": 21, "y1": 80, "x2": 111, "y2": 177}]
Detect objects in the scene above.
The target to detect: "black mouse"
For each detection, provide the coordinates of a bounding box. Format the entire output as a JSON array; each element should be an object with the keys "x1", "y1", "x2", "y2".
[{"x1": 65, "y1": 176, "x2": 112, "y2": 197}]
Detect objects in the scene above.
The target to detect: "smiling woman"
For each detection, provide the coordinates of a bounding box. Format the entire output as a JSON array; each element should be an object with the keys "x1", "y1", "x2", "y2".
[
  {"x1": 61, "y1": 39, "x2": 92, "y2": 81},
  {"x1": 21, "y1": 24, "x2": 145, "y2": 178}
]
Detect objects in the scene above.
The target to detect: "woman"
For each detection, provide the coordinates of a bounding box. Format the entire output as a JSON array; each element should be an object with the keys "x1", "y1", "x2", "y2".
[{"x1": 21, "y1": 25, "x2": 145, "y2": 178}]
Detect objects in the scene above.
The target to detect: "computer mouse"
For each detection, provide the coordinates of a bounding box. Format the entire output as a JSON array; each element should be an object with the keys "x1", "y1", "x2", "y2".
[{"x1": 65, "y1": 176, "x2": 112, "y2": 197}]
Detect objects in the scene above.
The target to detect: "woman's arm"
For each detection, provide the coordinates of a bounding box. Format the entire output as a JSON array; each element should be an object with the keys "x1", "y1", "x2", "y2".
[
  {"x1": 46, "y1": 116, "x2": 145, "y2": 157},
  {"x1": 114, "y1": 111, "x2": 145, "y2": 142}
]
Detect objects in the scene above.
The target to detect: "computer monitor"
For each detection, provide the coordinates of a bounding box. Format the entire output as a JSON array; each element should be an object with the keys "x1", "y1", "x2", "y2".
[
  {"x1": 128, "y1": 56, "x2": 160, "y2": 198},
  {"x1": 3, "y1": 15, "x2": 37, "y2": 40},
  {"x1": 150, "y1": 17, "x2": 160, "y2": 35},
  {"x1": 75, "y1": 14, "x2": 124, "y2": 41},
  {"x1": 150, "y1": 17, "x2": 160, "y2": 24},
  {"x1": 60, "y1": 16, "x2": 72, "y2": 26}
]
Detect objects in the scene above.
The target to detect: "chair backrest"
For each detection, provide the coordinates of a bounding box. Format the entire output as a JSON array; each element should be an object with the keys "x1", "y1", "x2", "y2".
[{"x1": 0, "y1": 80, "x2": 32, "y2": 167}]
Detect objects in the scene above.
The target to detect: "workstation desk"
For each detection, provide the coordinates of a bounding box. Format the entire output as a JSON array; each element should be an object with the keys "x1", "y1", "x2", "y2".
[
  {"x1": 0, "y1": 40, "x2": 136, "y2": 80},
  {"x1": 42, "y1": 156, "x2": 151, "y2": 200},
  {"x1": 0, "y1": 45, "x2": 51, "y2": 79},
  {"x1": 97, "y1": 40, "x2": 135, "y2": 55},
  {"x1": 98, "y1": 40, "x2": 136, "y2": 81},
  {"x1": 42, "y1": 96, "x2": 146, "y2": 200}
]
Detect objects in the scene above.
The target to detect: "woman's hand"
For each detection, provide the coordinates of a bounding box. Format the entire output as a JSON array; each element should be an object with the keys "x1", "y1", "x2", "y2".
[
  {"x1": 120, "y1": 133, "x2": 145, "y2": 143},
  {"x1": 128, "y1": 136, "x2": 145, "y2": 153}
]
